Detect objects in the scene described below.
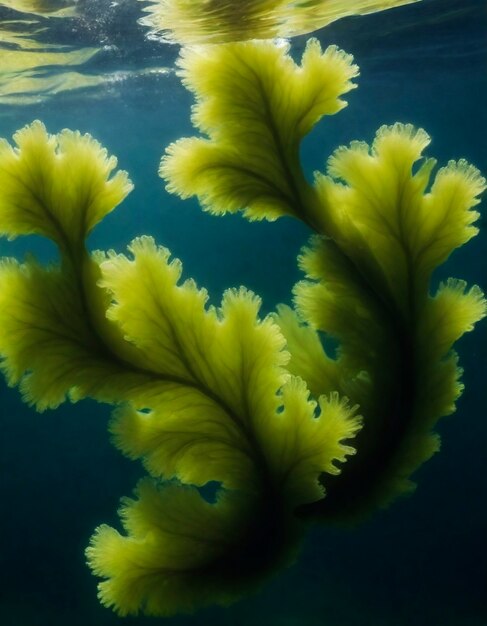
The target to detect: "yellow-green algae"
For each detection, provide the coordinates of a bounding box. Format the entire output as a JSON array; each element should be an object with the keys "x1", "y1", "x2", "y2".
[{"x1": 0, "y1": 36, "x2": 484, "y2": 618}]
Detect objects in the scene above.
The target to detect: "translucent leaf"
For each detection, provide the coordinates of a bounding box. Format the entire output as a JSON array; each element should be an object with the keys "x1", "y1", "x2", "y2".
[
  {"x1": 99, "y1": 236, "x2": 289, "y2": 422},
  {"x1": 100, "y1": 236, "x2": 359, "y2": 497},
  {"x1": 0, "y1": 257, "x2": 149, "y2": 410},
  {"x1": 161, "y1": 39, "x2": 358, "y2": 222},
  {"x1": 318, "y1": 123, "x2": 486, "y2": 313},
  {"x1": 86, "y1": 481, "x2": 255, "y2": 616},
  {"x1": 84, "y1": 236, "x2": 360, "y2": 615},
  {"x1": 418, "y1": 279, "x2": 487, "y2": 364},
  {"x1": 375, "y1": 280, "x2": 487, "y2": 503},
  {"x1": 0, "y1": 121, "x2": 132, "y2": 251},
  {"x1": 256, "y1": 379, "x2": 361, "y2": 506},
  {"x1": 0, "y1": 121, "x2": 362, "y2": 614},
  {"x1": 110, "y1": 396, "x2": 256, "y2": 491},
  {"x1": 274, "y1": 304, "x2": 341, "y2": 399},
  {"x1": 415, "y1": 160, "x2": 485, "y2": 278}
]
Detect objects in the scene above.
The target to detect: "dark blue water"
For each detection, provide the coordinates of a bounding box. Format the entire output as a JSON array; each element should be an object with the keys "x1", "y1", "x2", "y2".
[{"x1": 0, "y1": 1, "x2": 486, "y2": 624}]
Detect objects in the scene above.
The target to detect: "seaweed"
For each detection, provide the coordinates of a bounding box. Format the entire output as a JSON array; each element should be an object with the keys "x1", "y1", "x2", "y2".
[{"x1": 0, "y1": 37, "x2": 484, "y2": 616}]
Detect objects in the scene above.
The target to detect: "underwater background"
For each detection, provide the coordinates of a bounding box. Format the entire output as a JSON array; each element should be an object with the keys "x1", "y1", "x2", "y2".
[{"x1": 0, "y1": 0, "x2": 485, "y2": 624}]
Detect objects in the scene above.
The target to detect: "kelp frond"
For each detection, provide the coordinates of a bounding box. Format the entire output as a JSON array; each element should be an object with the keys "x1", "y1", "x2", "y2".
[
  {"x1": 0, "y1": 32, "x2": 484, "y2": 620},
  {"x1": 161, "y1": 38, "x2": 358, "y2": 225},
  {"x1": 163, "y1": 39, "x2": 486, "y2": 520},
  {"x1": 0, "y1": 121, "x2": 360, "y2": 615}
]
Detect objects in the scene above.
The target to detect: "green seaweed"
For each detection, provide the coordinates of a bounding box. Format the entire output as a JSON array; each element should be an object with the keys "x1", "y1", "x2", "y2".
[{"x1": 0, "y1": 37, "x2": 484, "y2": 616}]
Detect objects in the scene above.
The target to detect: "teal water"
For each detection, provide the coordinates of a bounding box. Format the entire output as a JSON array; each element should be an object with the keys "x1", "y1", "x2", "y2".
[{"x1": 0, "y1": 1, "x2": 486, "y2": 624}]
